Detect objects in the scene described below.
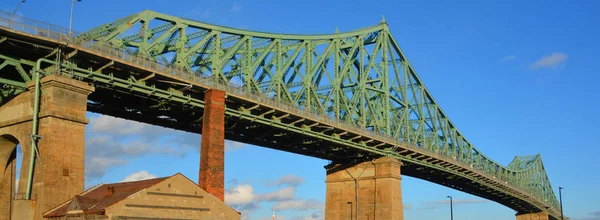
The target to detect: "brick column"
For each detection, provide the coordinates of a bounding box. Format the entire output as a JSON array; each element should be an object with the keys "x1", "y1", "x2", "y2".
[
  {"x1": 516, "y1": 212, "x2": 549, "y2": 220},
  {"x1": 325, "y1": 157, "x2": 404, "y2": 220},
  {"x1": 199, "y1": 89, "x2": 226, "y2": 201}
]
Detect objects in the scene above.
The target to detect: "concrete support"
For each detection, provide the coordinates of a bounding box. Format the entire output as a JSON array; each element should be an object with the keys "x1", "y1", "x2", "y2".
[
  {"x1": 516, "y1": 212, "x2": 550, "y2": 220},
  {"x1": 199, "y1": 89, "x2": 226, "y2": 202},
  {"x1": 0, "y1": 75, "x2": 94, "y2": 220},
  {"x1": 325, "y1": 157, "x2": 404, "y2": 220}
]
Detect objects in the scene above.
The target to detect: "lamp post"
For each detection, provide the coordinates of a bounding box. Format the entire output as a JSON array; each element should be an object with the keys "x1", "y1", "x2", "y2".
[
  {"x1": 447, "y1": 196, "x2": 454, "y2": 220},
  {"x1": 13, "y1": 0, "x2": 26, "y2": 15},
  {"x1": 69, "y1": 0, "x2": 81, "y2": 35},
  {"x1": 559, "y1": 186, "x2": 564, "y2": 220}
]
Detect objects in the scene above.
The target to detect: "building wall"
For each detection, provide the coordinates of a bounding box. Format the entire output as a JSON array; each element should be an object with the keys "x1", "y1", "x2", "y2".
[
  {"x1": 45, "y1": 213, "x2": 107, "y2": 220},
  {"x1": 105, "y1": 174, "x2": 240, "y2": 220}
]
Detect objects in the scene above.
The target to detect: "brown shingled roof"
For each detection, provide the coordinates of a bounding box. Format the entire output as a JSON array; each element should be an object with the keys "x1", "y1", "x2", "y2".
[{"x1": 44, "y1": 176, "x2": 169, "y2": 218}]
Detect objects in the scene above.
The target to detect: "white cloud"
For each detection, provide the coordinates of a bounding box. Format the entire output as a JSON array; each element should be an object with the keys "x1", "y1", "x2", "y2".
[
  {"x1": 256, "y1": 186, "x2": 296, "y2": 202},
  {"x1": 85, "y1": 114, "x2": 199, "y2": 179},
  {"x1": 501, "y1": 55, "x2": 516, "y2": 62},
  {"x1": 225, "y1": 184, "x2": 255, "y2": 205},
  {"x1": 403, "y1": 203, "x2": 413, "y2": 210},
  {"x1": 121, "y1": 170, "x2": 157, "y2": 182},
  {"x1": 420, "y1": 198, "x2": 489, "y2": 210},
  {"x1": 224, "y1": 175, "x2": 325, "y2": 219},
  {"x1": 90, "y1": 115, "x2": 151, "y2": 136},
  {"x1": 266, "y1": 175, "x2": 304, "y2": 187},
  {"x1": 291, "y1": 211, "x2": 324, "y2": 220},
  {"x1": 530, "y1": 52, "x2": 568, "y2": 70},
  {"x1": 86, "y1": 157, "x2": 127, "y2": 178},
  {"x1": 273, "y1": 199, "x2": 324, "y2": 211},
  {"x1": 225, "y1": 140, "x2": 246, "y2": 152},
  {"x1": 231, "y1": 2, "x2": 243, "y2": 12},
  {"x1": 426, "y1": 198, "x2": 489, "y2": 205}
]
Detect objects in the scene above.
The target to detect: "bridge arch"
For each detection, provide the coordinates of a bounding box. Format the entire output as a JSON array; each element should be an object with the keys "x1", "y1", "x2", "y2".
[
  {"x1": 0, "y1": 134, "x2": 23, "y2": 220},
  {"x1": 0, "y1": 134, "x2": 20, "y2": 177}
]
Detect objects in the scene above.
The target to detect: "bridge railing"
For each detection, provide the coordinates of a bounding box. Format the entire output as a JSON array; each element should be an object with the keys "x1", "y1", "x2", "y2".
[{"x1": 0, "y1": 10, "x2": 557, "y2": 214}]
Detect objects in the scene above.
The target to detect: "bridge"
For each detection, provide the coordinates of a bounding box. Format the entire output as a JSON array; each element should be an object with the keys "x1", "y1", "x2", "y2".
[{"x1": 0, "y1": 10, "x2": 562, "y2": 220}]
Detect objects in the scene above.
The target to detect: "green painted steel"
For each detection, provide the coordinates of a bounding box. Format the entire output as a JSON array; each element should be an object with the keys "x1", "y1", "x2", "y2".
[{"x1": 0, "y1": 10, "x2": 562, "y2": 218}]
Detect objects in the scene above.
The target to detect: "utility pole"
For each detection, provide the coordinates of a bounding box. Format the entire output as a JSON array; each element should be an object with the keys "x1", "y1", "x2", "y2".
[
  {"x1": 447, "y1": 196, "x2": 454, "y2": 220},
  {"x1": 13, "y1": 0, "x2": 26, "y2": 15},
  {"x1": 69, "y1": 0, "x2": 81, "y2": 35},
  {"x1": 559, "y1": 186, "x2": 564, "y2": 220}
]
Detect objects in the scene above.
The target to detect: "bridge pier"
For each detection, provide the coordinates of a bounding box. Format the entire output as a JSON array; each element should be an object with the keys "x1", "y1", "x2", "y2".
[
  {"x1": 199, "y1": 89, "x2": 226, "y2": 202},
  {"x1": 325, "y1": 157, "x2": 404, "y2": 220},
  {"x1": 0, "y1": 75, "x2": 93, "y2": 220},
  {"x1": 516, "y1": 212, "x2": 549, "y2": 220}
]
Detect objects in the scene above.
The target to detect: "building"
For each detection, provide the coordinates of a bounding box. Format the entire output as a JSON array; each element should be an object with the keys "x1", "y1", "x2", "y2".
[{"x1": 43, "y1": 173, "x2": 240, "y2": 220}]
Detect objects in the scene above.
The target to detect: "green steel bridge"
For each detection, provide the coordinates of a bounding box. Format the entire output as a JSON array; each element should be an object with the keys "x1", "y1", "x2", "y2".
[{"x1": 0, "y1": 10, "x2": 562, "y2": 219}]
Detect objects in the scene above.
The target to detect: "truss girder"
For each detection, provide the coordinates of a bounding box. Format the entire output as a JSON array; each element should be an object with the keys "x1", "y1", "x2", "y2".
[{"x1": 0, "y1": 9, "x2": 561, "y2": 218}]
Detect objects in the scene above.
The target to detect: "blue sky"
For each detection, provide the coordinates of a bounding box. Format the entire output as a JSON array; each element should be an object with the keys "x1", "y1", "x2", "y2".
[{"x1": 3, "y1": 0, "x2": 600, "y2": 219}]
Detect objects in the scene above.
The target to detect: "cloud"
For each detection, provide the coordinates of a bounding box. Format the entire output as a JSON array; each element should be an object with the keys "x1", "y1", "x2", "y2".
[
  {"x1": 121, "y1": 170, "x2": 157, "y2": 182},
  {"x1": 530, "y1": 52, "x2": 568, "y2": 70},
  {"x1": 256, "y1": 187, "x2": 296, "y2": 202},
  {"x1": 266, "y1": 175, "x2": 304, "y2": 187},
  {"x1": 225, "y1": 185, "x2": 296, "y2": 205},
  {"x1": 426, "y1": 198, "x2": 489, "y2": 205},
  {"x1": 187, "y1": 5, "x2": 211, "y2": 19},
  {"x1": 86, "y1": 157, "x2": 127, "y2": 178},
  {"x1": 231, "y1": 2, "x2": 243, "y2": 12},
  {"x1": 420, "y1": 199, "x2": 489, "y2": 210},
  {"x1": 579, "y1": 210, "x2": 600, "y2": 220},
  {"x1": 575, "y1": 214, "x2": 600, "y2": 220},
  {"x1": 291, "y1": 211, "x2": 324, "y2": 220},
  {"x1": 90, "y1": 115, "x2": 159, "y2": 136},
  {"x1": 273, "y1": 199, "x2": 324, "y2": 211},
  {"x1": 501, "y1": 55, "x2": 516, "y2": 62},
  {"x1": 403, "y1": 203, "x2": 413, "y2": 210},
  {"x1": 225, "y1": 140, "x2": 246, "y2": 152},
  {"x1": 226, "y1": 184, "x2": 255, "y2": 205},
  {"x1": 228, "y1": 178, "x2": 239, "y2": 185},
  {"x1": 223, "y1": 174, "x2": 326, "y2": 220},
  {"x1": 85, "y1": 115, "x2": 199, "y2": 179},
  {"x1": 225, "y1": 184, "x2": 260, "y2": 219},
  {"x1": 224, "y1": 174, "x2": 324, "y2": 219}
]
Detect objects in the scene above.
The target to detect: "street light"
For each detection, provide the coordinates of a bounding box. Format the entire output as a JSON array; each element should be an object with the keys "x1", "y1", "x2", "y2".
[
  {"x1": 69, "y1": 0, "x2": 82, "y2": 35},
  {"x1": 447, "y1": 196, "x2": 454, "y2": 220},
  {"x1": 13, "y1": 0, "x2": 26, "y2": 15},
  {"x1": 559, "y1": 186, "x2": 564, "y2": 220}
]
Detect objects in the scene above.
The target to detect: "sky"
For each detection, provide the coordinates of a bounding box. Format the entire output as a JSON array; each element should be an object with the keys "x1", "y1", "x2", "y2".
[{"x1": 2, "y1": 0, "x2": 600, "y2": 219}]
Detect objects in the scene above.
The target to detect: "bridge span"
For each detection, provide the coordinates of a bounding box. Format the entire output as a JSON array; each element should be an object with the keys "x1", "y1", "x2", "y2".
[{"x1": 0, "y1": 10, "x2": 562, "y2": 219}]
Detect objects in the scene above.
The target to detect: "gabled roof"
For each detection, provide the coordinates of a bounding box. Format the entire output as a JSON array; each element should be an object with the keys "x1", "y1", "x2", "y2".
[{"x1": 44, "y1": 176, "x2": 169, "y2": 218}]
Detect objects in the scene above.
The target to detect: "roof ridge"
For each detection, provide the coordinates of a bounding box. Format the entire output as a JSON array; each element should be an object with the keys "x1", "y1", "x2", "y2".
[{"x1": 83, "y1": 176, "x2": 171, "y2": 215}]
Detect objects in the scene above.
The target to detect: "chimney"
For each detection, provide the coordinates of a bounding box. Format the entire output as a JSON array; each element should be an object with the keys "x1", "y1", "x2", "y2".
[{"x1": 107, "y1": 186, "x2": 115, "y2": 197}]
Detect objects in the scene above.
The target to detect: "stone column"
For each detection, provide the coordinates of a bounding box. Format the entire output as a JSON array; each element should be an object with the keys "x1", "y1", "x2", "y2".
[
  {"x1": 0, "y1": 147, "x2": 16, "y2": 220},
  {"x1": 32, "y1": 75, "x2": 94, "y2": 219},
  {"x1": 325, "y1": 157, "x2": 404, "y2": 220},
  {"x1": 199, "y1": 89, "x2": 226, "y2": 201},
  {"x1": 516, "y1": 212, "x2": 550, "y2": 220},
  {"x1": 0, "y1": 75, "x2": 94, "y2": 220}
]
